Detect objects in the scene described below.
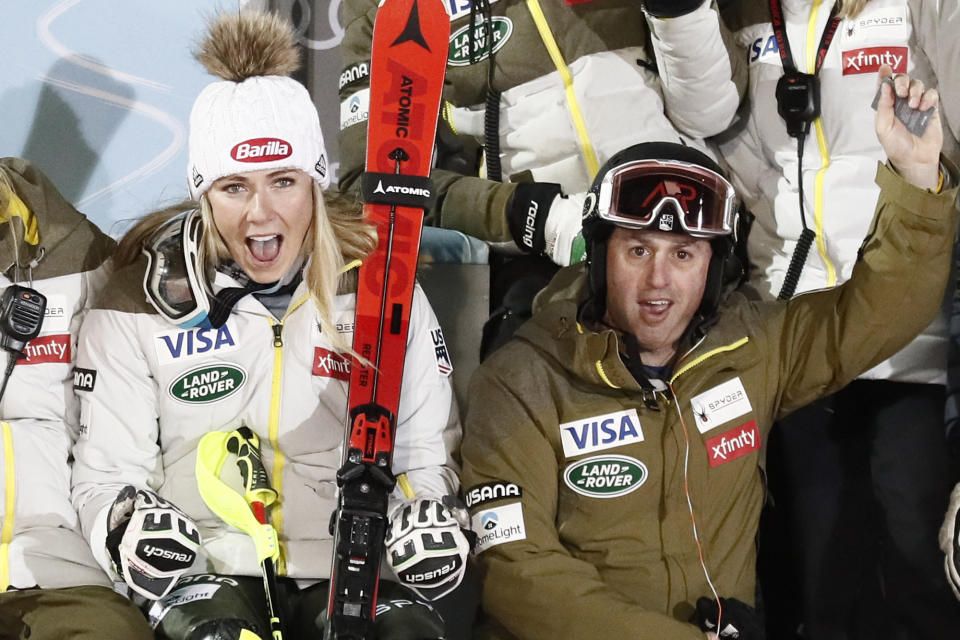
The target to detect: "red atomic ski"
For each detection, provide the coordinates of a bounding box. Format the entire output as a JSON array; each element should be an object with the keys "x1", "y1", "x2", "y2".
[{"x1": 327, "y1": 0, "x2": 449, "y2": 637}]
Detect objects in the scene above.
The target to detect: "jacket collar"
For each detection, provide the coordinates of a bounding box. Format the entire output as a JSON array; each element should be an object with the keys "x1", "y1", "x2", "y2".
[
  {"x1": 1, "y1": 157, "x2": 88, "y2": 275},
  {"x1": 521, "y1": 264, "x2": 752, "y2": 393}
]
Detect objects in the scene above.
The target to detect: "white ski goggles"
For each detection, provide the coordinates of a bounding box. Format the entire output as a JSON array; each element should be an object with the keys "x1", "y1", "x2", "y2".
[
  {"x1": 142, "y1": 209, "x2": 210, "y2": 328},
  {"x1": 593, "y1": 159, "x2": 737, "y2": 238}
]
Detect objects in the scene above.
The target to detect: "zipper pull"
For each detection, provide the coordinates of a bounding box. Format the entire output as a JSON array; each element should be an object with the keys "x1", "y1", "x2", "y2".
[
  {"x1": 272, "y1": 324, "x2": 283, "y2": 347},
  {"x1": 641, "y1": 388, "x2": 660, "y2": 411}
]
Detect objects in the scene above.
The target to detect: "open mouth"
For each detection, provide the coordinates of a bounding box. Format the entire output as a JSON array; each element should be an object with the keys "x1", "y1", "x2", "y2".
[
  {"x1": 246, "y1": 234, "x2": 282, "y2": 263},
  {"x1": 639, "y1": 300, "x2": 671, "y2": 317}
]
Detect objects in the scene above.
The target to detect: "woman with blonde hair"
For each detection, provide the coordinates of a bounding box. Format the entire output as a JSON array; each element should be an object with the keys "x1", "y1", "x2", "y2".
[{"x1": 70, "y1": 11, "x2": 467, "y2": 639}]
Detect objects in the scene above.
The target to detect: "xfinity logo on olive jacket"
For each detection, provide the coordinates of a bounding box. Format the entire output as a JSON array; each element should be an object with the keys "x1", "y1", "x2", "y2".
[
  {"x1": 559, "y1": 408, "x2": 644, "y2": 458},
  {"x1": 706, "y1": 420, "x2": 761, "y2": 468}
]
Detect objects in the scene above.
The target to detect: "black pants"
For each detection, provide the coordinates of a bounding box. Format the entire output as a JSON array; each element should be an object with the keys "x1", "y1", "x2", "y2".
[
  {"x1": 758, "y1": 380, "x2": 960, "y2": 640},
  {"x1": 145, "y1": 574, "x2": 445, "y2": 640}
]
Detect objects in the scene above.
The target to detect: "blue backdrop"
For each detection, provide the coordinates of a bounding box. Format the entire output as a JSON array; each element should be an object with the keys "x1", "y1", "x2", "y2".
[{"x1": 0, "y1": 0, "x2": 345, "y2": 236}]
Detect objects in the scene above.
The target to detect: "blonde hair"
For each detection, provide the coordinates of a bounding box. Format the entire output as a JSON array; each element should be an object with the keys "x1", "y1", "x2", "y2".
[
  {"x1": 837, "y1": 0, "x2": 870, "y2": 19},
  {"x1": 117, "y1": 185, "x2": 376, "y2": 351},
  {"x1": 114, "y1": 201, "x2": 194, "y2": 267}
]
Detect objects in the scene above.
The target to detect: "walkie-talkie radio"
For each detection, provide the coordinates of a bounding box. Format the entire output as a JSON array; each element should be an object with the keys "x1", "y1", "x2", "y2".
[
  {"x1": 0, "y1": 285, "x2": 46, "y2": 356},
  {"x1": 776, "y1": 71, "x2": 820, "y2": 139},
  {"x1": 0, "y1": 284, "x2": 46, "y2": 403}
]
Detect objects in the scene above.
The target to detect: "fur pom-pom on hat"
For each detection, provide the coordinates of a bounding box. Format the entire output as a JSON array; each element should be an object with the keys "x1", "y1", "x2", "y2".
[
  {"x1": 195, "y1": 12, "x2": 300, "y2": 82},
  {"x1": 187, "y1": 11, "x2": 329, "y2": 199}
]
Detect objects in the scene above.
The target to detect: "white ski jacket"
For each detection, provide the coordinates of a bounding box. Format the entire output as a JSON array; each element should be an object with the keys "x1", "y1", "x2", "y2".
[
  {"x1": 0, "y1": 157, "x2": 115, "y2": 590},
  {"x1": 718, "y1": 0, "x2": 960, "y2": 383},
  {"x1": 71, "y1": 259, "x2": 461, "y2": 581}
]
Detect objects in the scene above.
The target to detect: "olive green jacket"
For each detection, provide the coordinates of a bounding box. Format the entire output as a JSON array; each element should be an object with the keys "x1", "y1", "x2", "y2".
[{"x1": 461, "y1": 162, "x2": 959, "y2": 639}]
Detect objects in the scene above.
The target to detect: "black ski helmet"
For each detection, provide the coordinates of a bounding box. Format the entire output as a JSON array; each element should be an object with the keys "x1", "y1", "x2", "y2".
[{"x1": 580, "y1": 141, "x2": 744, "y2": 327}]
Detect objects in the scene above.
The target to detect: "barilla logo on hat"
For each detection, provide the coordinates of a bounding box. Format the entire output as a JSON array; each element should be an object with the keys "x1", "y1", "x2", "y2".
[{"x1": 231, "y1": 138, "x2": 293, "y2": 163}]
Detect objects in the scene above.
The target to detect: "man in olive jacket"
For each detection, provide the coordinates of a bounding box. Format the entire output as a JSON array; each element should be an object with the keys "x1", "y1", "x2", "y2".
[{"x1": 461, "y1": 71, "x2": 958, "y2": 639}]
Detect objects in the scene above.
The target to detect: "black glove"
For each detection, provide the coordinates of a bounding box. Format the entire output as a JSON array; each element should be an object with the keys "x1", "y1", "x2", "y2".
[
  {"x1": 642, "y1": 0, "x2": 706, "y2": 19},
  {"x1": 506, "y1": 182, "x2": 586, "y2": 266},
  {"x1": 693, "y1": 597, "x2": 765, "y2": 639}
]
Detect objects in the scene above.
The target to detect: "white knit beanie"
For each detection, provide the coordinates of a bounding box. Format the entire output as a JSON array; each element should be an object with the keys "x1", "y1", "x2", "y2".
[{"x1": 187, "y1": 12, "x2": 330, "y2": 199}]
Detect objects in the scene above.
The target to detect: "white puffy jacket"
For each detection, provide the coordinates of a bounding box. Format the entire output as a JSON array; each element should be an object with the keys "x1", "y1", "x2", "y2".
[
  {"x1": 71, "y1": 259, "x2": 461, "y2": 581},
  {"x1": 718, "y1": 0, "x2": 960, "y2": 383},
  {"x1": 0, "y1": 157, "x2": 114, "y2": 590}
]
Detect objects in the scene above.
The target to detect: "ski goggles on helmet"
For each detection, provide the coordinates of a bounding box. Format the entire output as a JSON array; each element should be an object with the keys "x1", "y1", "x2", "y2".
[
  {"x1": 592, "y1": 158, "x2": 737, "y2": 238},
  {"x1": 142, "y1": 209, "x2": 210, "y2": 328}
]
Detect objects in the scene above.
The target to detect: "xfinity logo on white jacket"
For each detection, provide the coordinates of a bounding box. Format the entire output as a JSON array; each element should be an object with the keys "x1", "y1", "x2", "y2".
[
  {"x1": 689, "y1": 377, "x2": 753, "y2": 434},
  {"x1": 22, "y1": 334, "x2": 70, "y2": 364},
  {"x1": 842, "y1": 47, "x2": 907, "y2": 75}
]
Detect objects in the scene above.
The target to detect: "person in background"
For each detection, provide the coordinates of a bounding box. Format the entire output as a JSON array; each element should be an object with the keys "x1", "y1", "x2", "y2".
[
  {"x1": 70, "y1": 12, "x2": 467, "y2": 639},
  {"x1": 659, "y1": 0, "x2": 960, "y2": 635},
  {"x1": 338, "y1": 0, "x2": 745, "y2": 356},
  {"x1": 0, "y1": 157, "x2": 151, "y2": 639}
]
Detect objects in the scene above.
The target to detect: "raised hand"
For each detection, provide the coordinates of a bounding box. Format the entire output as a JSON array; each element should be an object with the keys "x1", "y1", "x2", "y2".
[{"x1": 875, "y1": 64, "x2": 943, "y2": 191}]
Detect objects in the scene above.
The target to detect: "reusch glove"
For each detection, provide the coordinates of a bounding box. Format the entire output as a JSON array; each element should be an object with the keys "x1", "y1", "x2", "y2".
[
  {"x1": 385, "y1": 498, "x2": 470, "y2": 600},
  {"x1": 507, "y1": 182, "x2": 586, "y2": 267},
  {"x1": 642, "y1": 0, "x2": 706, "y2": 19},
  {"x1": 940, "y1": 481, "x2": 960, "y2": 600},
  {"x1": 106, "y1": 486, "x2": 202, "y2": 600},
  {"x1": 693, "y1": 597, "x2": 765, "y2": 639}
]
